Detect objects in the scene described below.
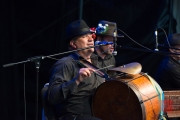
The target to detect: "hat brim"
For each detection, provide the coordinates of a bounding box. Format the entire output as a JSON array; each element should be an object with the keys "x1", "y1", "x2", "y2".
[{"x1": 66, "y1": 31, "x2": 94, "y2": 41}]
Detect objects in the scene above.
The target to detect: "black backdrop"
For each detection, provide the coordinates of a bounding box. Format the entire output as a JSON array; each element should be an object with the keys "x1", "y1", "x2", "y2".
[{"x1": 0, "y1": 0, "x2": 176, "y2": 120}]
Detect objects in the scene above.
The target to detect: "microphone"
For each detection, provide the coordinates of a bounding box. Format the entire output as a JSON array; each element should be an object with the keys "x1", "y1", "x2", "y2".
[
  {"x1": 154, "y1": 29, "x2": 159, "y2": 51},
  {"x1": 113, "y1": 24, "x2": 118, "y2": 55},
  {"x1": 95, "y1": 41, "x2": 113, "y2": 45}
]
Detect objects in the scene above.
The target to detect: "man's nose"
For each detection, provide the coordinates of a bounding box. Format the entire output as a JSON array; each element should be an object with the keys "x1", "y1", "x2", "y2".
[{"x1": 88, "y1": 35, "x2": 94, "y2": 41}]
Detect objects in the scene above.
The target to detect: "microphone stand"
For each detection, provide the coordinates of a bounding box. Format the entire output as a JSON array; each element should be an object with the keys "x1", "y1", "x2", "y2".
[
  {"x1": 113, "y1": 26, "x2": 117, "y2": 56},
  {"x1": 3, "y1": 56, "x2": 43, "y2": 120},
  {"x1": 158, "y1": 44, "x2": 180, "y2": 51},
  {"x1": 3, "y1": 44, "x2": 107, "y2": 68},
  {"x1": 2, "y1": 44, "x2": 108, "y2": 120},
  {"x1": 154, "y1": 30, "x2": 159, "y2": 51}
]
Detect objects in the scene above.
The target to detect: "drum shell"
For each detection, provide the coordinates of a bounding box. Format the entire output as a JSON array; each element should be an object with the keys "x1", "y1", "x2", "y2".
[{"x1": 92, "y1": 73, "x2": 161, "y2": 120}]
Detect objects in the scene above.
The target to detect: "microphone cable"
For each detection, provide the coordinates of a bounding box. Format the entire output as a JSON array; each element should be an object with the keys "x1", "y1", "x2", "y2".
[
  {"x1": 157, "y1": 27, "x2": 170, "y2": 47},
  {"x1": 116, "y1": 28, "x2": 180, "y2": 57},
  {"x1": 117, "y1": 28, "x2": 151, "y2": 50}
]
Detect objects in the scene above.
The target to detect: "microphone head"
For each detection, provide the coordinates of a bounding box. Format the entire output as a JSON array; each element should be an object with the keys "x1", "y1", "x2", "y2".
[
  {"x1": 155, "y1": 30, "x2": 158, "y2": 36},
  {"x1": 112, "y1": 51, "x2": 117, "y2": 56},
  {"x1": 154, "y1": 48, "x2": 159, "y2": 51}
]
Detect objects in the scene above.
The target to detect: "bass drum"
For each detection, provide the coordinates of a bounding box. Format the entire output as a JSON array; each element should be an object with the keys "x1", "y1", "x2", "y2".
[{"x1": 92, "y1": 73, "x2": 161, "y2": 120}]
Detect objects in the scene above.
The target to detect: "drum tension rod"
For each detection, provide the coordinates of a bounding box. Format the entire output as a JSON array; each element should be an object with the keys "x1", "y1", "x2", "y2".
[{"x1": 139, "y1": 94, "x2": 159, "y2": 104}]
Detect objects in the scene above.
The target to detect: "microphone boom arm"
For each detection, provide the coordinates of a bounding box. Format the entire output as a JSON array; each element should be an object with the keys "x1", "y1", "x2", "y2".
[
  {"x1": 3, "y1": 44, "x2": 109, "y2": 67},
  {"x1": 118, "y1": 45, "x2": 180, "y2": 56}
]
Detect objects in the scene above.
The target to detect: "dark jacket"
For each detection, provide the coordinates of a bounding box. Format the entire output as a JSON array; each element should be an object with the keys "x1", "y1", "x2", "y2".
[
  {"x1": 96, "y1": 54, "x2": 116, "y2": 78},
  {"x1": 47, "y1": 53, "x2": 105, "y2": 118},
  {"x1": 156, "y1": 56, "x2": 180, "y2": 89}
]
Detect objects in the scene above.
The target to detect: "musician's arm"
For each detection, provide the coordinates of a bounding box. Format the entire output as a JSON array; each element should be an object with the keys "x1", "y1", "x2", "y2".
[{"x1": 47, "y1": 60, "x2": 79, "y2": 104}]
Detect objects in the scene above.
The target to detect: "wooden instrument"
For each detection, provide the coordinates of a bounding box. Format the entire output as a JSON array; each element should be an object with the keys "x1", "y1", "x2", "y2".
[{"x1": 92, "y1": 73, "x2": 161, "y2": 120}]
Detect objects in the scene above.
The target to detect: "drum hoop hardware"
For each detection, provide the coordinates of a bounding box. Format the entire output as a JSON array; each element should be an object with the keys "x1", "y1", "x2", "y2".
[{"x1": 139, "y1": 94, "x2": 159, "y2": 104}]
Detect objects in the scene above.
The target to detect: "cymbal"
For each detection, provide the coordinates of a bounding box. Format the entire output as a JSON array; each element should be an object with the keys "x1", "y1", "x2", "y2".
[{"x1": 107, "y1": 62, "x2": 142, "y2": 75}]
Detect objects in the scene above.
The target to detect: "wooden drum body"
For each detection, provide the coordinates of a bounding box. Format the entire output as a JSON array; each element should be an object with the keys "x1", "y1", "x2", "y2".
[{"x1": 92, "y1": 73, "x2": 161, "y2": 120}]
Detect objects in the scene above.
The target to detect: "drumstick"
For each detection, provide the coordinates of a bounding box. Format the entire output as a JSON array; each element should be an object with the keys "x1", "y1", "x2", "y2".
[{"x1": 94, "y1": 65, "x2": 114, "y2": 72}]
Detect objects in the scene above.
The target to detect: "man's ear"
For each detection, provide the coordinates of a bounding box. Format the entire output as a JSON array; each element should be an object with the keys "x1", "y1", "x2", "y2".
[{"x1": 70, "y1": 40, "x2": 76, "y2": 49}]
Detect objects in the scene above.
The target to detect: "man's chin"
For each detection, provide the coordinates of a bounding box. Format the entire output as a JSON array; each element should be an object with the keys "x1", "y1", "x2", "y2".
[
  {"x1": 106, "y1": 52, "x2": 113, "y2": 55},
  {"x1": 88, "y1": 48, "x2": 94, "y2": 53},
  {"x1": 109, "y1": 50, "x2": 113, "y2": 54}
]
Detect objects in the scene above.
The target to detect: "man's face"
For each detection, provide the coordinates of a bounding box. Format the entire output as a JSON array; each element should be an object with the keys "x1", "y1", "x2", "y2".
[
  {"x1": 70, "y1": 33, "x2": 94, "y2": 53},
  {"x1": 98, "y1": 36, "x2": 114, "y2": 55},
  {"x1": 170, "y1": 44, "x2": 180, "y2": 61}
]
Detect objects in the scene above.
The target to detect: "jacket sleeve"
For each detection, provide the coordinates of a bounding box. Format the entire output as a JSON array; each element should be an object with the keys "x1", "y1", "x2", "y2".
[
  {"x1": 167, "y1": 64, "x2": 180, "y2": 88},
  {"x1": 47, "y1": 60, "x2": 79, "y2": 105}
]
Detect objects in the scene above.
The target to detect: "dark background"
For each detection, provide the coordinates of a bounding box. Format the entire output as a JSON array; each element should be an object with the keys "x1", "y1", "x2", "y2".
[{"x1": 1, "y1": 0, "x2": 179, "y2": 120}]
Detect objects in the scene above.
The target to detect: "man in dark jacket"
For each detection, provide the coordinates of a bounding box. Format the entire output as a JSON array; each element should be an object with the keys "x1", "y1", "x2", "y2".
[
  {"x1": 47, "y1": 20, "x2": 107, "y2": 120},
  {"x1": 156, "y1": 33, "x2": 180, "y2": 89}
]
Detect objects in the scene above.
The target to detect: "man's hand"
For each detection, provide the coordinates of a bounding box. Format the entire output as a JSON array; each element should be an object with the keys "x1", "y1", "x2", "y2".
[{"x1": 76, "y1": 68, "x2": 95, "y2": 85}]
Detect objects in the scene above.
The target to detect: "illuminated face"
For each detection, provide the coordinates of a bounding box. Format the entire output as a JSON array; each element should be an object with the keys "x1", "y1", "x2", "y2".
[
  {"x1": 98, "y1": 36, "x2": 114, "y2": 55},
  {"x1": 70, "y1": 33, "x2": 94, "y2": 54}
]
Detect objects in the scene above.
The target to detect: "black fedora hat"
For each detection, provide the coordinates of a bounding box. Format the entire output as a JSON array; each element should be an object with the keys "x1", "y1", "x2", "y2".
[
  {"x1": 167, "y1": 33, "x2": 180, "y2": 46},
  {"x1": 95, "y1": 20, "x2": 123, "y2": 37},
  {"x1": 66, "y1": 20, "x2": 94, "y2": 40}
]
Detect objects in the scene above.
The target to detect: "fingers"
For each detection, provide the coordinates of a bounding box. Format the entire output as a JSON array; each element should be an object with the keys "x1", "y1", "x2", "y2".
[
  {"x1": 79, "y1": 68, "x2": 95, "y2": 77},
  {"x1": 76, "y1": 68, "x2": 97, "y2": 84},
  {"x1": 87, "y1": 68, "x2": 96, "y2": 73}
]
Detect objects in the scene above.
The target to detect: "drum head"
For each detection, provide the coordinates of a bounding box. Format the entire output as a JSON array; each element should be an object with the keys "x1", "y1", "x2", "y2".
[{"x1": 92, "y1": 80, "x2": 143, "y2": 120}]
